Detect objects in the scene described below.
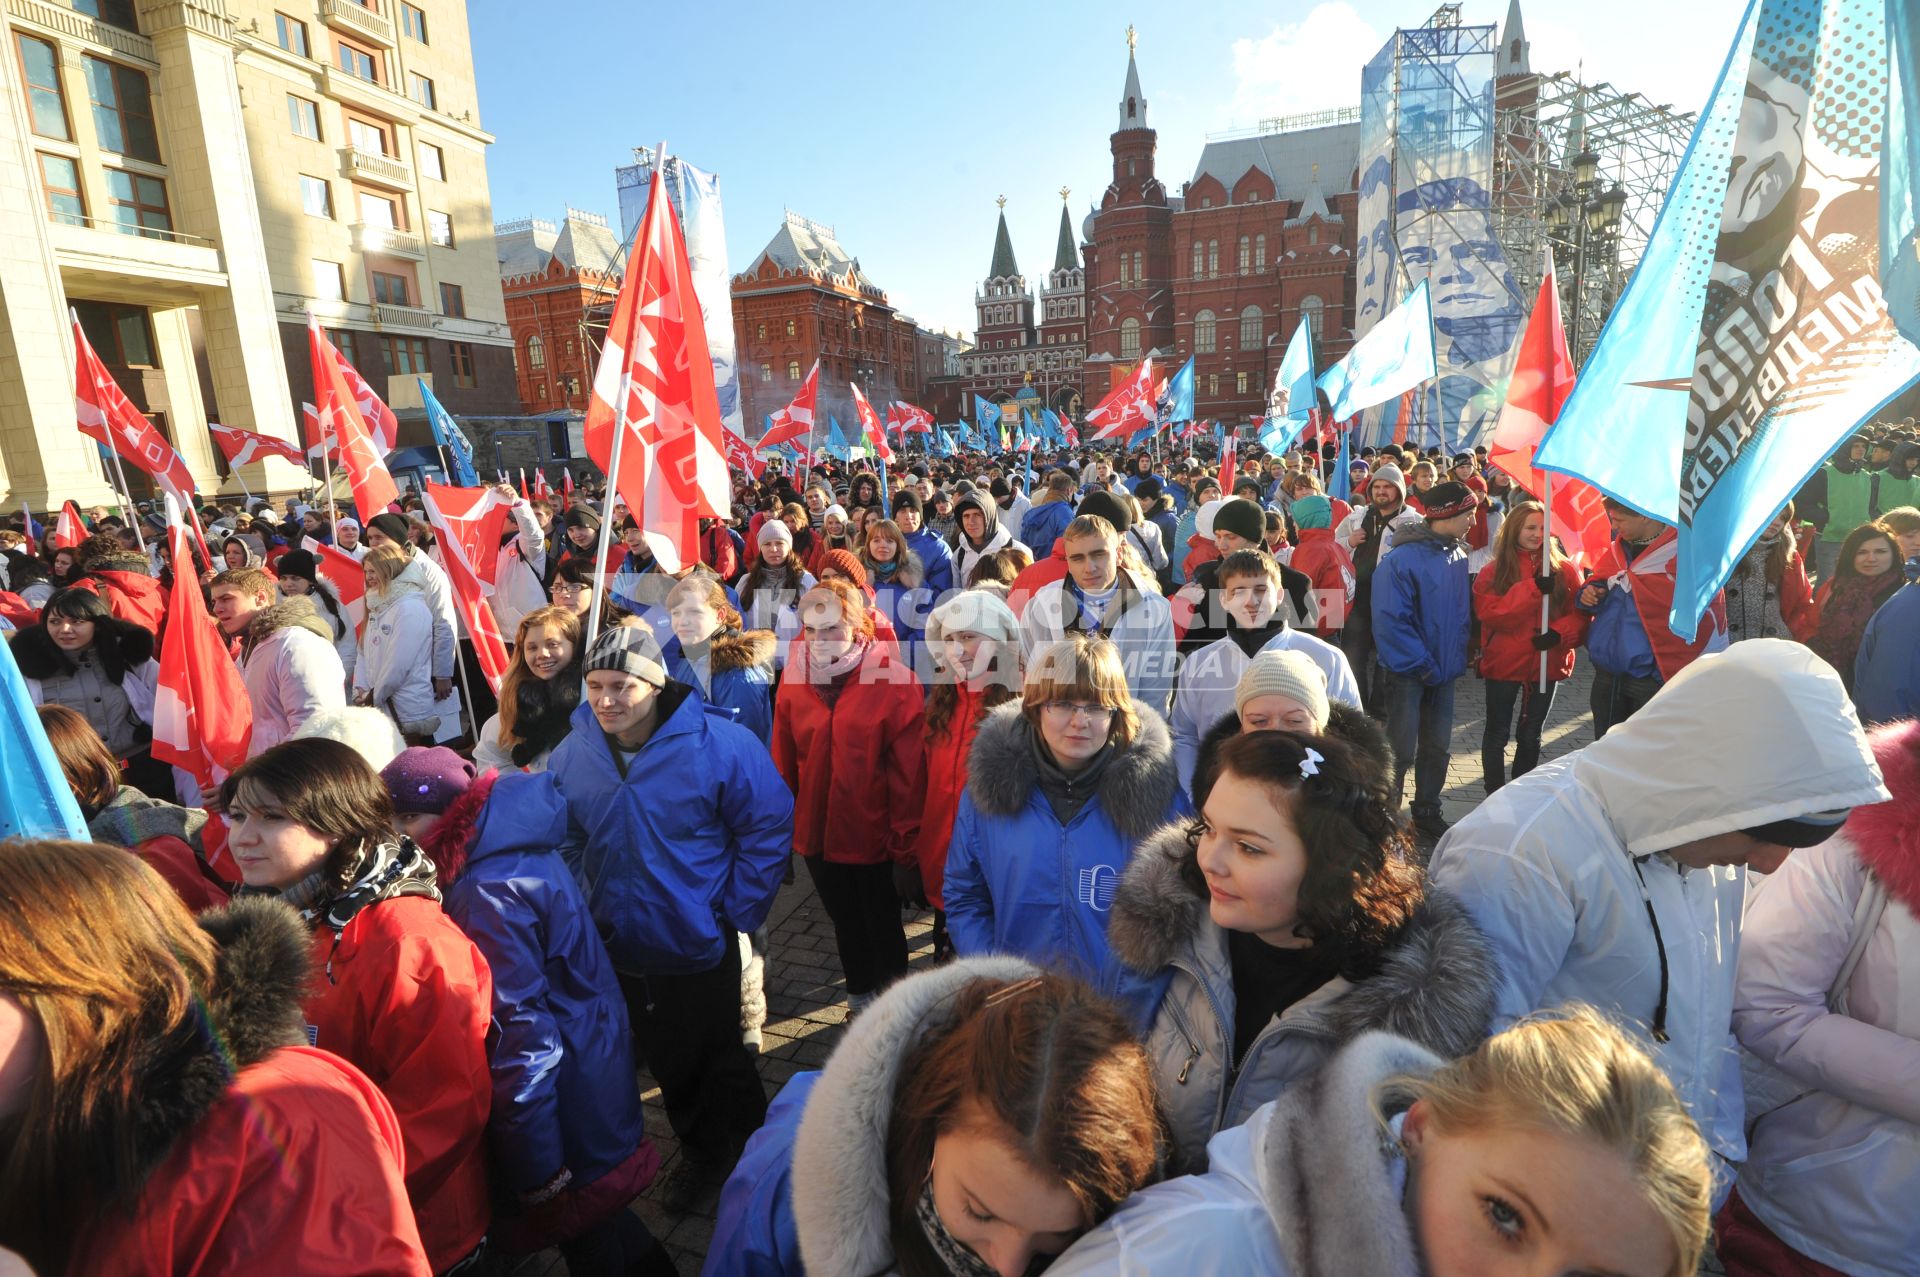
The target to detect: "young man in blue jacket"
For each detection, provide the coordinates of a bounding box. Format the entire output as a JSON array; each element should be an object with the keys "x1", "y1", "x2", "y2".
[
  {"x1": 549, "y1": 625, "x2": 794, "y2": 1214},
  {"x1": 1370, "y1": 480, "x2": 1478, "y2": 839},
  {"x1": 889, "y1": 489, "x2": 954, "y2": 599}
]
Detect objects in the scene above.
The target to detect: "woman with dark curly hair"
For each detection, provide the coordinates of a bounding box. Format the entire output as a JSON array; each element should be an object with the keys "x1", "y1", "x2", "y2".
[
  {"x1": 11, "y1": 585, "x2": 168, "y2": 798},
  {"x1": 1105, "y1": 729, "x2": 1500, "y2": 1173}
]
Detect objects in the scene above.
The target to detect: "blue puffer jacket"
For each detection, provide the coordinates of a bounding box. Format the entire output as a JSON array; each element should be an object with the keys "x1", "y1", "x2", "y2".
[
  {"x1": 551, "y1": 681, "x2": 794, "y2": 976},
  {"x1": 943, "y1": 702, "x2": 1187, "y2": 1024},
  {"x1": 1019, "y1": 497, "x2": 1076, "y2": 559},
  {"x1": 1370, "y1": 523, "x2": 1472, "y2": 685},
  {"x1": 662, "y1": 629, "x2": 777, "y2": 748},
  {"x1": 440, "y1": 771, "x2": 648, "y2": 1197},
  {"x1": 702, "y1": 1073, "x2": 812, "y2": 1276},
  {"x1": 1854, "y1": 574, "x2": 1920, "y2": 724},
  {"x1": 871, "y1": 575, "x2": 932, "y2": 658},
  {"x1": 905, "y1": 527, "x2": 954, "y2": 598}
]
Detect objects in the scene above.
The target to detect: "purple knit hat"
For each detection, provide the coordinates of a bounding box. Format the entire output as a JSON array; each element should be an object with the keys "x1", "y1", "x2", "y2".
[{"x1": 380, "y1": 746, "x2": 475, "y2": 815}]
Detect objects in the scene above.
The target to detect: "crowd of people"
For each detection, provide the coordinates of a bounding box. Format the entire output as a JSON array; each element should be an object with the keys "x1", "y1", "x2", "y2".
[{"x1": 1, "y1": 418, "x2": 1918, "y2": 1277}]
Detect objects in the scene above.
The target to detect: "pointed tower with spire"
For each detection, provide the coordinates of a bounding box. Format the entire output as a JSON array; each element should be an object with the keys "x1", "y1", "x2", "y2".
[
  {"x1": 1493, "y1": 0, "x2": 1539, "y2": 215},
  {"x1": 973, "y1": 195, "x2": 1037, "y2": 380},
  {"x1": 1086, "y1": 25, "x2": 1175, "y2": 395},
  {"x1": 1040, "y1": 187, "x2": 1087, "y2": 407}
]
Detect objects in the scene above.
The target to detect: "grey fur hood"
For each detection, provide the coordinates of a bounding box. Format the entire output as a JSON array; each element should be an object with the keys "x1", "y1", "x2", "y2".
[
  {"x1": 791, "y1": 955, "x2": 1042, "y2": 1276},
  {"x1": 242, "y1": 596, "x2": 335, "y2": 654},
  {"x1": 966, "y1": 699, "x2": 1180, "y2": 841},
  {"x1": 1107, "y1": 823, "x2": 1498, "y2": 1061}
]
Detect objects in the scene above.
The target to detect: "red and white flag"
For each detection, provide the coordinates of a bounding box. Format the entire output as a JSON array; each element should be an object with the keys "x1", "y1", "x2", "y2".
[
  {"x1": 561, "y1": 469, "x2": 574, "y2": 512},
  {"x1": 420, "y1": 482, "x2": 512, "y2": 692},
  {"x1": 850, "y1": 383, "x2": 895, "y2": 463},
  {"x1": 723, "y1": 425, "x2": 766, "y2": 479},
  {"x1": 1086, "y1": 358, "x2": 1156, "y2": 441},
  {"x1": 758, "y1": 360, "x2": 819, "y2": 452},
  {"x1": 18, "y1": 501, "x2": 36, "y2": 555},
  {"x1": 308, "y1": 315, "x2": 399, "y2": 522},
  {"x1": 73, "y1": 315, "x2": 197, "y2": 507},
  {"x1": 902, "y1": 401, "x2": 935, "y2": 434},
  {"x1": 302, "y1": 536, "x2": 367, "y2": 640},
  {"x1": 303, "y1": 368, "x2": 398, "y2": 461},
  {"x1": 1219, "y1": 428, "x2": 1238, "y2": 485},
  {"x1": 51, "y1": 501, "x2": 86, "y2": 550},
  {"x1": 581, "y1": 161, "x2": 731, "y2": 572},
  {"x1": 1489, "y1": 258, "x2": 1612, "y2": 567},
  {"x1": 209, "y1": 421, "x2": 307, "y2": 469},
  {"x1": 532, "y1": 469, "x2": 552, "y2": 502},
  {"x1": 151, "y1": 495, "x2": 252, "y2": 787}
]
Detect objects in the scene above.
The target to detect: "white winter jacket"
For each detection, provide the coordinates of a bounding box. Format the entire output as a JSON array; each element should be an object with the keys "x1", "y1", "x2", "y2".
[
  {"x1": 1428, "y1": 640, "x2": 1888, "y2": 1191},
  {"x1": 1732, "y1": 721, "x2": 1920, "y2": 1277},
  {"x1": 397, "y1": 549, "x2": 458, "y2": 680},
  {"x1": 489, "y1": 499, "x2": 549, "y2": 642},
  {"x1": 237, "y1": 599, "x2": 347, "y2": 756},
  {"x1": 1333, "y1": 503, "x2": 1421, "y2": 565},
  {"x1": 1169, "y1": 627, "x2": 1362, "y2": 795},
  {"x1": 354, "y1": 579, "x2": 438, "y2": 729},
  {"x1": 1022, "y1": 568, "x2": 1176, "y2": 716}
]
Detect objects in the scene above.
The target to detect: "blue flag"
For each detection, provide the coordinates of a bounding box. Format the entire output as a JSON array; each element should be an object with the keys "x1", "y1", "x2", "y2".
[
  {"x1": 826, "y1": 415, "x2": 851, "y2": 460},
  {"x1": 1329, "y1": 428, "x2": 1352, "y2": 505},
  {"x1": 1318, "y1": 282, "x2": 1436, "y2": 423},
  {"x1": 420, "y1": 379, "x2": 479, "y2": 487},
  {"x1": 1157, "y1": 356, "x2": 1196, "y2": 429},
  {"x1": 1272, "y1": 317, "x2": 1316, "y2": 422},
  {"x1": 1889, "y1": 1, "x2": 1920, "y2": 346},
  {"x1": 974, "y1": 396, "x2": 1002, "y2": 439},
  {"x1": 0, "y1": 636, "x2": 87, "y2": 840}
]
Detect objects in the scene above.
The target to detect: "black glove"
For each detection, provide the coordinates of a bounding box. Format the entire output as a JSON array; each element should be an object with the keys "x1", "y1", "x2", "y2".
[
  {"x1": 1530, "y1": 631, "x2": 1560, "y2": 651},
  {"x1": 1534, "y1": 572, "x2": 1556, "y2": 594},
  {"x1": 893, "y1": 861, "x2": 928, "y2": 909}
]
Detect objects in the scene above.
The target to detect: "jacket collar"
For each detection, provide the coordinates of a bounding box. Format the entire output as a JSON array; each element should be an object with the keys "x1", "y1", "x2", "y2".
[
  {"x1": 242, "y1": 597, "x2": 334, "y2": 656},
  {"x1": 965, "y1": 699, "x2": 1178, "y2": 842},
  {"x1": 567, "y1": 678, "x2": 702, "y2": 763}
]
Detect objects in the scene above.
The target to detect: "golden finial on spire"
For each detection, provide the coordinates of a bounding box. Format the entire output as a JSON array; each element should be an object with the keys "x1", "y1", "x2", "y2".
[
  {"x1": 1311, "y1": 162, "x2": 1320, "y2": 180},
  {"x1": 996, "y1": 194, "x2": 1007, "y2": 210},
  {"x1": 1060, "y1": 186, "x2": 1071, "y2": 202},
  {"x1": 1126, "y1": 23, "x2": 1137, "y2": 52}
]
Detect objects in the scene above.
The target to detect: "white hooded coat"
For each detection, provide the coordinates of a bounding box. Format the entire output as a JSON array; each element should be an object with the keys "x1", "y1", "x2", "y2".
[
  {"x1": 1427, "y1": 639, "x2": 1888, "y2": 1191},
  {"x1": 354, "y1": 576, "x2": 438, "y2": 729}
]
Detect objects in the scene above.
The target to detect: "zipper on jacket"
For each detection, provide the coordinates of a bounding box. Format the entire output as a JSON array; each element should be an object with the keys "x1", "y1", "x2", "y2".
[
  {"x1": 1159, "y1": 986, "x2": 1205, "y2": 1085},
  {"x1": 1166, "y1": 954, "x2": 1236, "y2": 1122}
]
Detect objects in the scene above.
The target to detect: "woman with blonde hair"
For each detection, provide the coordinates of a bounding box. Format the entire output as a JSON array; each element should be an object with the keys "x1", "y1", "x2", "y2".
[
  {"x1": 664, "y1": 573, "x2": 775, "y2": 747},
  {"x1": 1050, "y1": 1005, "x2": 1713, "y2": 1277},
  {"x1": 0, "y1": 840, "x2": 429, "y2": 1275},
  {"x1": 353, "y1": 543, "x2": 438, "y2": 743},
  {"x1": 858, "y1": 516, "x2": 930, "y2": 656},
  {"x1": 944, "y1": 633, "x2": 1186, "y2": 1019},
  {"x1": 473, "y1": 603, "x2": 582, "y2": 773}
]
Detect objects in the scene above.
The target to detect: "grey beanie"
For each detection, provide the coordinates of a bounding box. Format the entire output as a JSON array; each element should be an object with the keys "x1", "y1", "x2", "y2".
[{"x1": 583, "y1": 625, "x2": 667, "y2": 688}]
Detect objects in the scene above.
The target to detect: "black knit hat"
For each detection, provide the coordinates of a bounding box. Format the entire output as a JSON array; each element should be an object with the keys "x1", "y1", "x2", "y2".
[
  {"x1": 1076, "y1": 490, "x2": 1134, "y2": 534},
  {"x1": 1213, "y1": 498, "x2": 1266, "y2": 546},
  {"x1": 1422, "y1": 481, "x2": 1480, "y2": 521},
  {"x1": 563, "y1": 506, "x2": 601, "y2": 531},
  {"x1": 367, "y1": 513, "x2": 411, "y2": 544},
  {"x1": 892, "y1": 489, "x2": 924, "y2": 518}
]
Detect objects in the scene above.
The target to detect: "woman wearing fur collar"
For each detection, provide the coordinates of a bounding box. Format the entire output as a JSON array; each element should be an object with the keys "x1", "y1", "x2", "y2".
[
  {"x1": 475, "y1": 604, "x2": 583, "y2": 773},
  {"x1": 1050, "y1": 1008, "x2": 1713, "y2": 1277},
  {"x1": 943, "y1": 634, "x2": 1188, "y2": 1022},
  {"x1": 706, "y1": 960, "x2": 1163, "y2": 1277},
  {"x1": 665, "y1": 575, "x2": 777, "y2": 748},
  {"x1": 11, "y1": 585, "x2": 167, "y2": 797},
  {"x1": 0, "y1": 841, "x2": 430, "y2": 1275},
  {"x1": 1111, "y1": 730, "x2": 1498, "y2": 1173}
]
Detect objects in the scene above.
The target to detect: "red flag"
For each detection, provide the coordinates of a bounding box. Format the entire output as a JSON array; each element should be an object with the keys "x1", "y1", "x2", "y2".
[
  {"x1": 518, "y1": 468, "x2": 531, "y2": 501},
  {"x1": 561, "y1": 470, "x2": 574, "y2": 513},
  {"x1": 1063, "y1": 418, "x2": 1080, "y2": 446},
  {"x1": 1220, "y1": 429, "x2": 1238, "y2": 485},
  {"x1": 759, "y1": 361, "x2": 819, "y2": 451},
  {"x1": 898, "y1": 401, "x2": 935, "y2": 434},
  {"x1": 1392, "y1": 389, "x2": 1414, "y2": 446},
  {"x1": 581, "y1": 162, "x2": 731, "y2": 572},
  {"x1": 850, "y1": 384, "x2": 895, "y2": 463},
  {"x1": 51, "y1": 501, "x2": 86, "y2": 550},
  {"x1": 73, "y1": 315, "x2": 197, "y2": 507},
  {"x1": 1489, "y1": 260, "x2": 1612, "y2": 567},
  {"x1": 532, "y1": 469, "x2": 552, "y2": 502},
  {"x1": 308, "y1": 315, "x2": 399, "y2": 522},
  {"x1": 723, "y1": 425, "x2": 767, "y2": 479},
  {"x1": 1086, "y1": 358, "x2": 1156, "y2": 441},
  {"x1": 420, "y1": 483, "x2": 511, "y2": 693},
  {"x1": 209, "y1": 421, "x2": 307, "y2": 469},
  {"x1": 303, "y1": 536, "x2": 366, "y2": 640},
  {"x1": 151, "y1": 496, "x2": 252, "y2": 786}
]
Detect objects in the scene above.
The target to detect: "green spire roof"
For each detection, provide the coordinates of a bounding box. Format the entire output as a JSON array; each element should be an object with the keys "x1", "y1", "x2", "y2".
[
  {"x1": 1053, "y1": 203, "x2": 1079, "y2": 272},
  {"x1": 988, "y1": 209, "x2": 1019, "y2": 279}
]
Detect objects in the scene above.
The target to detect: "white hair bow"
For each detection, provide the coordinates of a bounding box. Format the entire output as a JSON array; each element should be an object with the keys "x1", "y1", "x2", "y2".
[{"x1": 1299, "y1": 748, "x2": 1324, "y2": 781}]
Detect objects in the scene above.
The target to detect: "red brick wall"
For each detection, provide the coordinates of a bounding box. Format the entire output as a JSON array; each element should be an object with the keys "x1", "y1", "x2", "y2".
[{"x1": 501, "y1": 260, "x2": 618, "y2": 414}]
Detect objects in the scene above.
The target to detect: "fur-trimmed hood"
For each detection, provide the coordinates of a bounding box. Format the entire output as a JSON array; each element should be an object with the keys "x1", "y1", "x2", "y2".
[
  {"x1": 790, "y1": 956, "x2": 1042, "y2": 1276},
  {"x1": 8, "y1": 611, "x2": 154, "y2": 680},
  {"x1": 966, "y1": 699, "x2": 1179, "y2": 842},
  {"x1": 1108, "y1": 823, "x2": 1497, "y2": 1061},
  {"x1": 708, "y1": 627, "x2": 777, "y2": 675},
  {"x1": 85, "y1": 550, "x2": 156, "y2": 578},
  {"x1": 1849, "y1": 718, "x2": 1920, "y2": 914},
  {"x1": 421, "y1": 768, "x2": 498, "y2": 887},
  {"x1": 1192, "y1": 701, "x2": 1396, "y2": 806},
  {"x1": 242, "y1": 596, "x2": 335, "y2": 656},
  {"x1": 131, "y1": 898, "x2": 312, "y2": 1187}
]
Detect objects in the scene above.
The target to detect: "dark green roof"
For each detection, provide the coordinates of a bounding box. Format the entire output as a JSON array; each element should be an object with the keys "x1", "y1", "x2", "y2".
[
  {"x1": 1053, "y1": 204, "x2": 1078, "y2": 272},
  {"x1": 988, "y1": 210, "x2": 1019, "y2": 279}
]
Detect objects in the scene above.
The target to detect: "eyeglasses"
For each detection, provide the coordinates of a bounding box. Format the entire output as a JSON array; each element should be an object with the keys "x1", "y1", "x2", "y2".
[{"x1": 1041, "y1": 700, "x2": 1116, "y2": 724}]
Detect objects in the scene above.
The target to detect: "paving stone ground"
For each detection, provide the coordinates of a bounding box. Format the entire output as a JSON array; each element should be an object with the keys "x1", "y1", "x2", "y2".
[{"x1": 509, "y1": 667, "x2": 1725, "y2": 1275}]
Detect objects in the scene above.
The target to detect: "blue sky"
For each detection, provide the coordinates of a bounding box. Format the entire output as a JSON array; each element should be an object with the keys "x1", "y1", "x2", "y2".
[{"x1": 472, "y1": 0, "x2": 1745, "y2": 338}]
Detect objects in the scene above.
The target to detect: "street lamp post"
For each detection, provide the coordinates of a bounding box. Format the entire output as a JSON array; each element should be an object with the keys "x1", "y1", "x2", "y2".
[{"x1": 1548, "y1": 144, "x2": 1627, "y2": 367}]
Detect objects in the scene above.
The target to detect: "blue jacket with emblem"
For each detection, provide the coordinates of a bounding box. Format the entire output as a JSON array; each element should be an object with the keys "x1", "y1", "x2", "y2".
[
  {"x1": 550, "y1": 681, "x2": 793, "y2": 976},
  {"x1": 661, "y1": 628, "x2": 777, "y2": 748},
  {"x1": 943, "y1": 701, "x2": 1186, "y2": 1023},
  {"x1": 1369, "y1": 522, "x2": 1472, "y2": 685},
  {"x1": 904, "y1": 526, "x2": 955, "y2": 598}
]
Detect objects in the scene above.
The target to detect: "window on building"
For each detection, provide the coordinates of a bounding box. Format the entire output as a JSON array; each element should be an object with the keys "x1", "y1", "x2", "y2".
[
  {"x1": 1133, "y1": 251, "x2": 1142, "y2": 281},
  {"x1": 1127, "y1": 158, "x2": 1136, "y2": 177},
  {"x1": 300, "y1": 175, "x2": 332, "y2": 218},
  {"x1": 1119, "y1": 253, "x2": 1130, "y2": 285},
  {"x1": 274, "y1": 12, "x2": 309, "y2": 56},
  {"x1": 37, "y1": 153, "x2": 85, "y2": 225},
  {"x1": 381, "y1": 335, "x2": 428, "y2": 376},
  {"x1": 533, "y1": 382, "x2": 545, "y2": 400},
  {"x1": 334, "y1": 37, "x2": 379, "y2": 84},
  {"x1": 1190, "y1": 241, "x2": 1203, "y2": 279},
  {"x1": 408, "y1": 73, "x2": 435, "y2": 110},
  {"x1": 1255, "y1": 233, "x2": 1267, "y2": 271},
  {"x1": 370, "y1": 270, "x2": 411, "y2": 306},
  {"x1": 287, "y1": 94, "x2": 321, "y2": 140},
  {"x1": 1238, "y1": 236, "x2": 1251, "y2": 274},
  {"x1": 756, "y1": 322, "x2": 766, "y2": 340},
  {"x1": 527, "y1": 335, "x2": 546, "y2": 368},
  {"x1": 74, "y1": 300, "x2": 156, "y2": 366},
  {"x1": 760, "y1": 363, "x2": 772, "y2": 382},
  {"x1": 439, "y1": 281, "x2": 464, "y2": 317},
  {"x1": 449, "y1": 341, "x2": 475, "y2": 387},
  {"x1": 787, "y1": 359, "x2": 801, "y2": 379},
  {"x1": 785, "y1": 319, "x2": 796, "y2": 338},
  {"x1": 311, "y1": 259, "x2": 345, "y2": 301},
  {"x1": 418, "y1": 142, "x2": 444, "y2": 180},
  {"x1": 1120, "y1": 317, "x2": 1141, "y2": 360},
  {"x1": 356, "y1": 189, "x2": 400, "y2": 228},
  {"x1": 1207, "y1": 373, "x2": 1219, "y2": 396},
  {"x1": 427, "y1": 209, "x2": 453, "y2": 246},
  {"x1": 104, "y1": 168, "x2": 169, "y2": 237},
  {"x1": 1237, "y1": 371, "x2": 1249, "y2": 395},
  {"x1": 1194, "y1": 309, "x2": 1217, "y2": 354},
  {"x1": 83, "y1": 57, "x2": 158, "y2": 161},
  {"x1": 1207, "y1": 240, "x2": 1219, "y2": 278},
  {"x1": 346, "y1": 115, "x2": 390, "y2": 155},
  {"x1": 1201, "y1": 197, "x2": 1212, "y2": 209},
  {"x1": 399, "y1": 2, "x2": 428, "y2": 41},
  {"x1": 15, "y1": 35, "x2": 71, "y2": 140},
  {"x1": 1239, "y1": 306, "x2": 1262, "y2": 349},
  {"x1": 1309, "y1": 224, "x2": 1320, "y2": 246},
  {"x1": 565, "y1": 339, "x2": 574, "y2": 355},
  {"x1": 330, "y1": 328, "x2": 362, "y2": 369}
]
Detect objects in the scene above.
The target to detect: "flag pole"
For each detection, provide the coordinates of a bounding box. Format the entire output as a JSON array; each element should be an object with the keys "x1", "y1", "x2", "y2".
[
  {"x1": 101, "y1": 442, "x2": 148, "y2": 552},
  {"x1": 1539, "y1": 472, "x2": 1553, "y2": 694}
]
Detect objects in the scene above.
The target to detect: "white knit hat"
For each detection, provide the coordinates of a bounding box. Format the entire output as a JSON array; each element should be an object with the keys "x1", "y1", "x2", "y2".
[
  {"x1": 925, "y1": 588, "x2": 1021, "y2": 647},
  {"x1": 758, "y1": 519, "x2": 794, "y2": 547},
  {"x1": 1233, "y1": 650, "x2": 1331, "y2": 729},
  {"x1": 824, "y1": 504, "x2": 848, "y2": 523},
  {"x1": 1196, "y1": 498, "x2": 1228, "y2": 540}
]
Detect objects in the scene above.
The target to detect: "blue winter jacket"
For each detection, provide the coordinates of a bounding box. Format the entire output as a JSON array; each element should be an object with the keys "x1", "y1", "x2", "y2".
[
  {"x1": 661, "y1": 630, "x2": 776, "y2": 748},
  {"x1": 441, "y1": 771, "x2": 646, "y2": 1196},
  {"x1": 1582, "y1": 543, "x2": 1660, "y2": 679},
  {"x1": 1854, "y1": 574, "x2": 1920, "y2": 724},
  {"x1": 1370, "y1": 524, "x2": 1472, "y2": 685},
  {"x1": 702, "y1": 1073, "x2": 813, "y2": 1276},
  {"x1": 1019, "y1": 498, "x2": 1076, "y2": 560},
  {"x1": 551, "y1": 682, "x2": 794, "y2": 976},
  {"x1": 943, "y1": 702, "x2": 1186, "y2": 1025},
  {"x1": 905, "y1": 527, "x2": 955, "y2": 598},
  {"x1": 870, "y1": 576, "x2": 931, "y2": 656}
]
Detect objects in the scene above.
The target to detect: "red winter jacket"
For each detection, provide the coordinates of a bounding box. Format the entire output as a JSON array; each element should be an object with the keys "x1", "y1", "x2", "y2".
[
  {"x1": 916, "y1": 681, "x2": 1003, "y2": 909},
  {"x1": 1778, "y1": 545, "x2": 1820, "y2": 641},
  {"x1": 1474, "y1": 552, "x2": 1590, "y2": 683},
  {"x1": 1008, "y1": 538, "x2": 1069, "y2": 618},
  {"x1": 68, "y1": 1046, "x2": 431, "y2": 1276},
  {"x1": 773, "y1": 641, "x2": 925, "y2": 865},
  {"x1": 1288, "y1": 527, "x2": 1357, "y2": 638},
  {"x1": 701, "y1": 523, "x2": 740, "y2": 581},
  {"x1": 75, "y1": 567, "x2": 166, "y2": 635},
  {"x1": 304, "y1": 896, "x2": 494, "y2": 1273}
]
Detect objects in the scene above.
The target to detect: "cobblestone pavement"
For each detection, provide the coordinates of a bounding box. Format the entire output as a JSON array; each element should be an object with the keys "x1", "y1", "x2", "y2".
[{"x1": 516, "y1": 666, "x2": 1732, "y2": 1274}]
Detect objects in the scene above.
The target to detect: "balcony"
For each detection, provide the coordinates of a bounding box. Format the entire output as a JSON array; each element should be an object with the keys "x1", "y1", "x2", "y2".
[
  {"x1": 352, "y1": 222, "x2": 424, "y2": 258},
  {"x1": 372, "y1": 302, "x2": 434, "y2": 330},
  {"x1": 339, "y1": 145, "x2": 411, "y2": 190},
  {"x1": 321, "y1": 0, "x2": 394, "y2": 45}
]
